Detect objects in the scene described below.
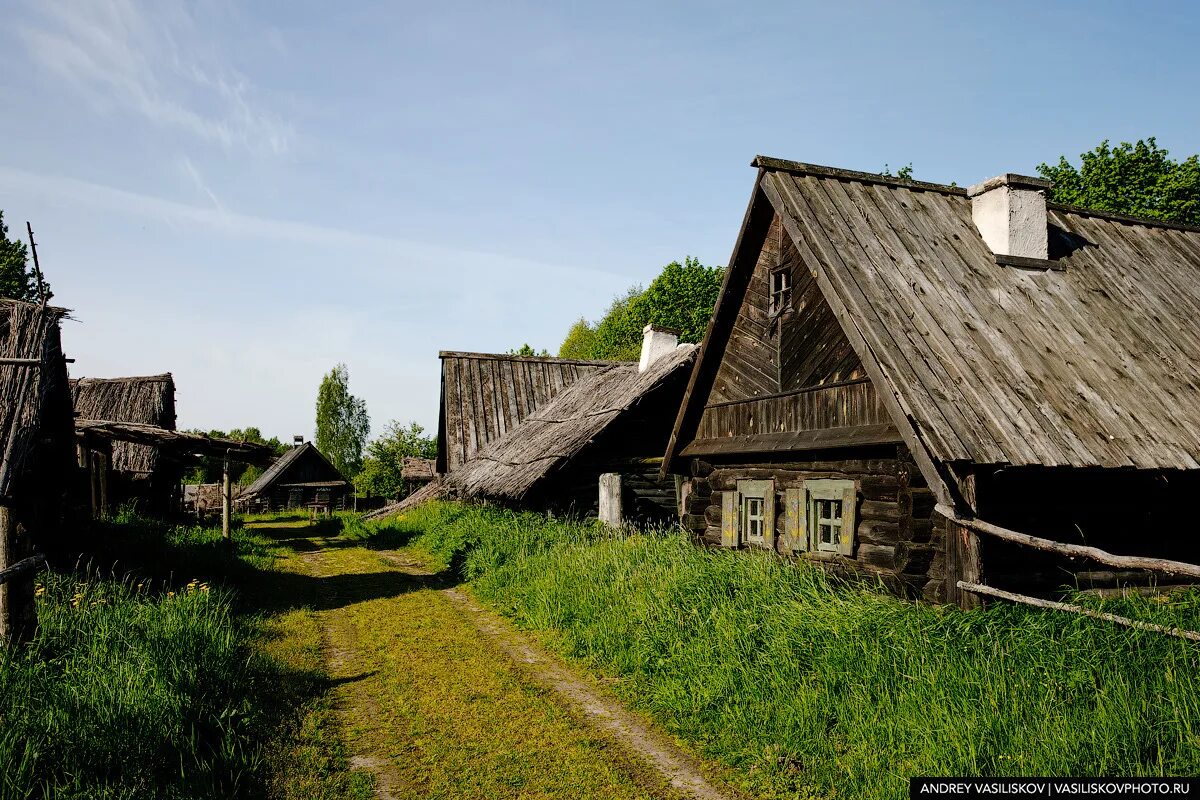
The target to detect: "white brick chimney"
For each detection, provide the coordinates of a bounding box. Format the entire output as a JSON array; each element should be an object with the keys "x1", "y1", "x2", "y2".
[
  {"x1": 967, "y1": 174, "x2": 1053, "y2": 260},
  {"x1": 639, "y1": 324, "x2": 679, "y2": 372}
]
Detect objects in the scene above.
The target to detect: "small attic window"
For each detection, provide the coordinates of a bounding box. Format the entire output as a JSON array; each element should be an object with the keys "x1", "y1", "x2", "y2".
[{"x1": 769, "y1": 269, "x2": 792, "y2": 315}]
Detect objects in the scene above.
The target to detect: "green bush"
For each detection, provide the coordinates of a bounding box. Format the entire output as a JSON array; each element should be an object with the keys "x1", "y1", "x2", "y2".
[{"x1": 379, "y1": 502, "x2": 1200, "y2": 799}]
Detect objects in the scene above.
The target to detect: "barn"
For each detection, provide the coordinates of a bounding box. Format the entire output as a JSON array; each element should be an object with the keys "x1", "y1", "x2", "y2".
[
  {"x1": 70, "y1": 373, "x2": 178, "y2": 514},
  {"x1": 449, "y1": 327, "x2": 696, "y2": 523},
  {"x1": 0, "y1": 299, "x2": 75, "y2": 641},
  {"x1": 239, "y1": 441, "x2": 351, "y2": 512},
  {"x1": 664, "y1": 156, "x2": 1200, "y2": 605}
]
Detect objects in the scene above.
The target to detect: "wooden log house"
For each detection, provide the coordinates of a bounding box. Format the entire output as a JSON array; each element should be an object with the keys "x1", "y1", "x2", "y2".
[
  {"x1": 448, "y1": 329, "x2": 696, "y2": 523},
  {"x1": 663, "y1": 156, "x2": 1200, "y2": 604},
  {"x1": 239, "y1": 440, "x2": 351, "y2": 512}
]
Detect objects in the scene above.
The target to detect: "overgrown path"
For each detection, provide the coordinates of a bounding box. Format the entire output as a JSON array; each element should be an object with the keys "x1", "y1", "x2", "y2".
[{"x1": 251, "y1": 520, "x2": 737, "y2": 800}]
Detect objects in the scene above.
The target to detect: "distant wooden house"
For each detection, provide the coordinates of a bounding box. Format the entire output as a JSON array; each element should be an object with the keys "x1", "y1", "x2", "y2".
[
  {"x1": 437, "y1": 351, "x2": 612, "y2": 474},
  {"x1": 0, "y1": 300, "x2": 75, "y2": 641},
  {"x1": 240, "y1": 441, "x2": 351, "y2": 512},
  {"x1": 70, "y1": 373, "x2": 177, "y2": 514},
  {"x1": 664, "y1": 156, "x2": 1200, "y2": 606},
  {"x1": 450, "y1": 328, "x2": 696, "y2": 523},
  {"x1": 401, "y1": 456, "x2": 435, "y2": 489}
]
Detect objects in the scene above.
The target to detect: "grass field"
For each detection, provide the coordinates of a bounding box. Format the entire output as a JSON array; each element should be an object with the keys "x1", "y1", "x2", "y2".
[
  {"x1": 0, "y1": 510, "x2": 373, "y2": 800},
  {"x1": 376, "y1": 501, "x2": 1200, "y2": 799}
]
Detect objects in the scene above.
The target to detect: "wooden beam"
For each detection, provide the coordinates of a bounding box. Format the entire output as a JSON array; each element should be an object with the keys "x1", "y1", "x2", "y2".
[
  {"x1": 0, "y1": 358, "x2": 41, "y2": 366},
  {"x1": 958, "y1": 581, "x2": 1200, "y2": 642},
  {"x1": 681, "y1": 423, "x2": 902, "y2": 457},
  {"x1": 0, "y1": 553, "x2": 45, "y2": 585},
  {"x1": 937, "y1": 504, "x2": 1200, "y2": 579},
  {"x1": 950, "y1": 475, "x2": 982, "y2": 609}
]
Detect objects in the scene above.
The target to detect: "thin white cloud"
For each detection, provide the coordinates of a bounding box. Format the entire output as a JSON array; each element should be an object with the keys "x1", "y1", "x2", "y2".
[
  {"x1": 0, "y1": 164, "x2": 627, "y2": 285},
  {"x1": 17, "y1": 0, "x2": 292, "y2": 155},
  {"x1": 179, "y1": 156, "x2": 226, "y2": 214}
]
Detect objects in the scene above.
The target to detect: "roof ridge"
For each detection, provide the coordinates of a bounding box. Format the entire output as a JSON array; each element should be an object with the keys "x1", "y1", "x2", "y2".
[
  {"x1": 1047, "y1": 201, "x2": 1200, "y2": 234},
  {"x1": 752, "y1": 156, "x2": 966, "y2": 196},
  {"x1": 437, "y1": 351, "x2": 617, "y2": 367}
]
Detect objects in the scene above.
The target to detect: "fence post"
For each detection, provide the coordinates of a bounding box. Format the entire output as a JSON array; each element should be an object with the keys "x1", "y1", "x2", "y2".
[
  {"x1": 221, "y1": 455, "x2": 232, "y2": 549},
  {"x1": 0, "y1": 504, "x2": 36, "y2": 645},
  {"x1": 599, "y1": 473, "x2": 622, "y2": 527}
]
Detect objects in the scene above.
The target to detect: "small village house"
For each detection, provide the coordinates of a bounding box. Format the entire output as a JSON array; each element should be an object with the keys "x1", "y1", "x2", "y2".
[
  {"x1": 0, "y1": 299, "x2": 75, "y2": 642},
  {"x1": 239, "y1": 440, "x2": 351, "y2": 512},
  {"x1": 664, "y1": 156, "x2": 1200, "y2": 605},
  {"x1": 445, "y1": 327, "x2": 696, "y2": 523},
  {"x1": 70, "y1": 373, "x2": 178, "y2": 514}
]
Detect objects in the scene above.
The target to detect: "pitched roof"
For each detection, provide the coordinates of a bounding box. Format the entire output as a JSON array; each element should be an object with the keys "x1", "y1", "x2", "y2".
[
  {"x1": 437, "y1": 351, "x2": 613, "y2": 473},
  {"x1": 242, "y1": 441, "x2": 349, "y2": 498},
  {"x1": 452, "y1": 344, "x2": 696, "y2": 500},
  {"x1": 0, "y1": 300, "x2": 71, "y2": 497},
  {"x1": 70, "y1": 373, "x2": 176, "y2": 473},
  {"x1": 667, "y1": 156, "x2": 1200, "y2": 499}
]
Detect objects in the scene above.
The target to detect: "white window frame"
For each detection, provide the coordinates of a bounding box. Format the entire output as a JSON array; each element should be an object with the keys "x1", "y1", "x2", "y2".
[
  {"x1": 805, "y1": 479, "x2": 856, "y2": 555},
  {"x1": 737, "y1": 479, "x2": 773, "y2": 547},
  {"x1": 769, "y1": 268, "x2": 792, "y2": 315}
]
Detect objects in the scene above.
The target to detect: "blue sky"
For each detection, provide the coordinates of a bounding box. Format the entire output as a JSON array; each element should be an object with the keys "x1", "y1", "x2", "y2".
[{"x1": 2, "y1": 0, "x2": 1197, "y2": 441}]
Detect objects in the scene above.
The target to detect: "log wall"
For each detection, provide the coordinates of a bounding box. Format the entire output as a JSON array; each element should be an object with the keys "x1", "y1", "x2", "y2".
[{"x1": 679, "y1": 444, "x2": 945, "y2": 600}]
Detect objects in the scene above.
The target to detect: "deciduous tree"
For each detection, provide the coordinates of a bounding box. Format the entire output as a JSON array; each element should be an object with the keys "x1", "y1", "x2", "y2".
[
  {"x1": 353, "y1": 420, "x2": 437, "y2": 499},
  {"x1": 0, "y1": 211, "x2": 47, "y2": 302},
  {"x1": 315, "y1": 364, "x2": 370, "y2": 478}
]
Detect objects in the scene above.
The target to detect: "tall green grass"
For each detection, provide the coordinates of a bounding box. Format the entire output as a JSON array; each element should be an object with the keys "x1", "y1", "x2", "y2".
[{"x1": 381, "y1": 502, "x2": 1200, "y2": 799}]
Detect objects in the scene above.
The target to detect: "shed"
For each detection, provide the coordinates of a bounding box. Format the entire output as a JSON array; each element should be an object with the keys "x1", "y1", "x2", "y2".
[
  {"x1": 452, "y1": 335, "x2": 696, "y2": 523},
  {"x1": 0, "y1": 299, "x2": 74, "y2": 641},
  {"x1": 436, "y1": 352, "x2": 611, "y2": 474},
  {"x1": 70, "y1": 373, "x2": 177, "y2": 514},
  {"x1": 240, "y1": 441, "x2": 351, "y2": 512},
  {"x1": 665, "y1": 155, "x2": 1200, "y2": 605}
]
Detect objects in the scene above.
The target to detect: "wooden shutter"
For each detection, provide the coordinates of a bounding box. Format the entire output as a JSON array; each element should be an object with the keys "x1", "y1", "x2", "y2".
[
  {"x1": 721, "y1": 490, "x2": 738, "y2": 548},
  {"x1": 783, "y1": 487, "x2": 806, "y2": 552},
  {"x1": 762, "y1": 485, "x2": 776, "y2": 551},
  {"x1": 839, "y1": 484, "x2": 857, "y2": 557}
]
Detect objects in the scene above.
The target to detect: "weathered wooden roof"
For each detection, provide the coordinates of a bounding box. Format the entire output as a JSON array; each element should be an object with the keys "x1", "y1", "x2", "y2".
[
  {"x1": 453, "y1": 345, "x2": 696, "y2": 500},
  {"x1": 75, "y1": 419, "x2": 276, "y2": 464},
  {"x1": 436, "y1": 351, "x2": 613, "y2": 473},
  {"x1": 667, "y1": 156, "x2": 1200, "y2": 489},
  {"x1": 70, "y1": 373, "x2": 176, "y2": 474},
  {"x1": 242, "y1": 441, "x2": 349, "y2": 498}
]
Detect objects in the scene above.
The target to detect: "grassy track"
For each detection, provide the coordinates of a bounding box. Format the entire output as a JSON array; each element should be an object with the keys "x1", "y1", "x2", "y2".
[
  {"x1": 255, "y1": 517, "x2": 682, "y2": 800},
  {"x1": 372, "y1": 502, "x2": 1200, "y2": 800}
]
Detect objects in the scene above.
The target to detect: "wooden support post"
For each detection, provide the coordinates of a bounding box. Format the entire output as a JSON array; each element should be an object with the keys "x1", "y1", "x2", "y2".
[
  {"x1": 221, "y1": 456, "x2": 232, "y2": 548},
  {"x1": 599, "y1": 473, "x2": 622, "y2": 527},
  {"x1": 98, "y1": 448, "x2": 109, "y2": 519},
  {"x1": 0, "y1": 504, "x2": 36, "y2": 646},
  {"x1": 948, "y1": 474, "x2": 982, "y2": 609}
]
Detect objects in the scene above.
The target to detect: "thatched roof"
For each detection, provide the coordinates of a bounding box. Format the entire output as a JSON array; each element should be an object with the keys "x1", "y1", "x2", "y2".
[
  {"x1": 70, "y1": 373, "x2": 175, "y2": 474},
  {"x1": 437, "y1": 351, "x2": 612, "y2": 473},
  {"x1": 0, "y1": 300, "x2": 72, "y2": 498},
  {"x1": 451, "y1": 345, "x2": 696, "y2": 500},
  {"x1": 242, "y1": 442, "x2": 349, "y2": 499},
  {"x1": 666, "y1": 156, "x2": 1200, "y2": 500},
  {"x1": 361, "y1": 478, "x2": 449, "y2": 521},
  {"x1": 401, "y1": 456, "x2": 435, "y2": 482}
]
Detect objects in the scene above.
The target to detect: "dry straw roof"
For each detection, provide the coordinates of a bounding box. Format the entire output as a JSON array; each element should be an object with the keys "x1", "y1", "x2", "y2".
[
  {"x1": 669, "y1": 156, "x2": 1200, "y2": 484},
  {"x1": 75, "y1": 419, "x2": 276, "y2": 464},
  {"x1": 453, "y1": 344, "x2": 696, "y2": 500},
  {"x1": 70, "y1": 373, "x2": 175, "y2": 474},
  {"x1": 401, "y1": 456, "x2": 436, "y2": 481},
  {"x1": 0, "y1": 300, "x2": 70, "y2": 497}
]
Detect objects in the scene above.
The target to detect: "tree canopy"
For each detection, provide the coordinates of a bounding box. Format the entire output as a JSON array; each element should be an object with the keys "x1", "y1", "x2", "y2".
[
  {"x1": 0, "y1": 211, "x2": 48, "y2": 302},
  {"x1": 1037, "y1": 138, "x2": 1200, "y2": 226},
  {"x1": 508, "y1": 344, "x2": 549, "y2": 357},
  {"x1": 315, "y1": 364, "x2": 370, "y2": 478},
  {"x1": 352, "y1": 420, "x2": 437, "y2": 499},
  {"x1": 558, "y1": 257, "x2": 724, "y2": 361}
]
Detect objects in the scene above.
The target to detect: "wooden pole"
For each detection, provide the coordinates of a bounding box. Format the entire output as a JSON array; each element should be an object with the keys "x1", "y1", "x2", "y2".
[
  {"x1": 25, "y1": 222, "x2": 46, "y2": 303},
  {"x1": 936, "y1": 504, "x2": 1200, "y2": 580},
  {"x1": 958, "y1": 581, "x2": 1200, "y2": 643},
  {"x1": 0, "y1": 504, "x2": 36, "y2": 645},
  {"x1": 221, "y1": 455, "x2": 231, "y2": 548},
  {"x1": 945, "y1": 475, "x2": 982, "y2": 609}
]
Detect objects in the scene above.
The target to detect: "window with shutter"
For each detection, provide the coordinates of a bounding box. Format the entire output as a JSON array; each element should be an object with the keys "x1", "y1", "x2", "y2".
[
  {"x1": 804, "y1": 479, "x2": 857, "y2": 555},
  {"x1": 736, "y1": 480, "x2": 774, "y2": 548}
]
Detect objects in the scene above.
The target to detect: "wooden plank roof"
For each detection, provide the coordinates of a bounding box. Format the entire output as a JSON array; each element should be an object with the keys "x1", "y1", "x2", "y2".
[
  {"x1": 242, "y1": 441, "x2": 348, "y2": 498},
  {"x1": 667, "y1": 156, "x2": 1200, "y2": 492},
  {"x1": 436, "y1": 351, "x2": 613, "y2": 474},
  {"x1": 452, "y1": 345, "x2": 696, "y2": 501}
]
